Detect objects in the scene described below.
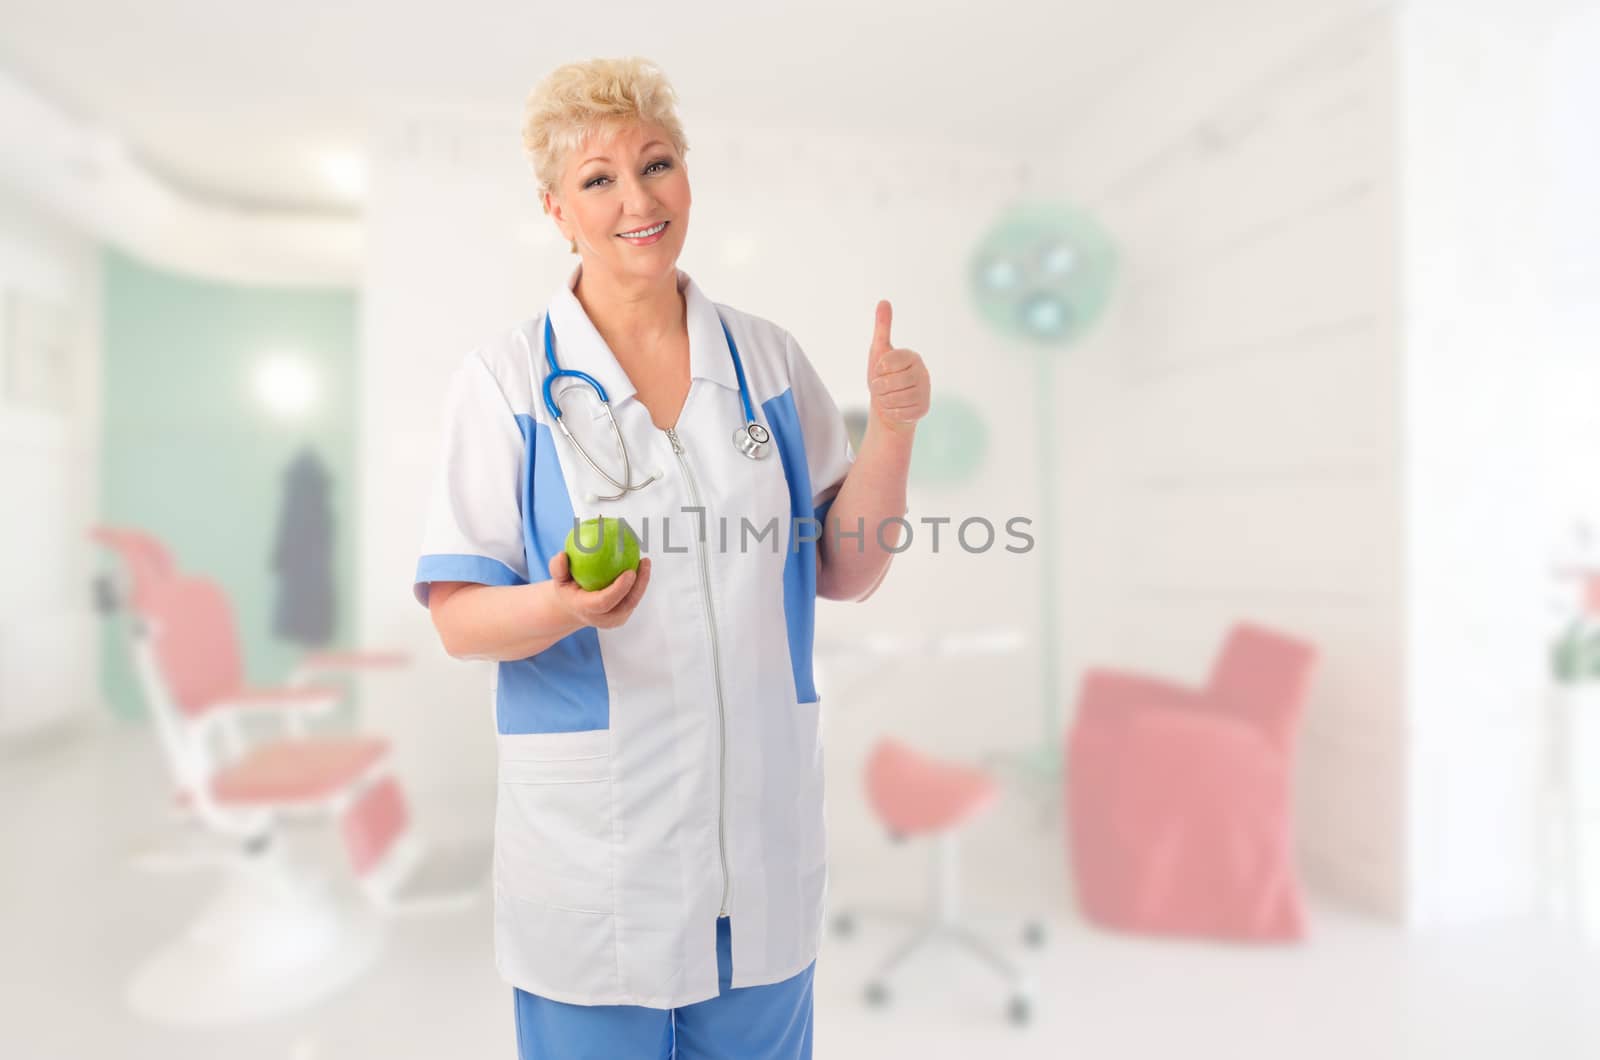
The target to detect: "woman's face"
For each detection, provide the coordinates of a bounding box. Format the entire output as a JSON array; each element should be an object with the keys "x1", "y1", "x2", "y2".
[{"x1": 546, "y1": 121, "x2": 691, "y2": 286}]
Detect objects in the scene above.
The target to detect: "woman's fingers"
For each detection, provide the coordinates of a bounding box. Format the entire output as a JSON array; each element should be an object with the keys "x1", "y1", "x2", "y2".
[
  {"x1": 615, "y1": 557, "x2": 652, "y2": 612},
  {"x1": 871, "y1": 373, "x2": 922, "y2": 396},
  {"x1": 548, "y1": 551, "x2": 572, "y2": 583},
  {"x1": 875, "y1": 379, "x2": 924, "y2": 400},
  {"x1": 580, "y1": 567, "x2": 636, "y2": 613},
  {"x1": 868, "y1": 347, "x2": 929, "y2": 430},
  {"x1": 548, "y1": 551, "x2": 652, "y2": 628},
  {"x1": 591, "y1": 559, "x2": 650, "y2": 617}
]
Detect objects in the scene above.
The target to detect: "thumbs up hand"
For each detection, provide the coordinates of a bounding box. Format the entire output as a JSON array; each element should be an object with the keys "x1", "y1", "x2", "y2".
[{"x1": 866, "y1": 299, "x2": 930, "y2": 435}]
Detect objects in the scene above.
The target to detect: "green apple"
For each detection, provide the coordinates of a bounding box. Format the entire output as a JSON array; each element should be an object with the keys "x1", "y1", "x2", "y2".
[{"x1": 564, "y1": 517, "x2": 641, "y2": 591}]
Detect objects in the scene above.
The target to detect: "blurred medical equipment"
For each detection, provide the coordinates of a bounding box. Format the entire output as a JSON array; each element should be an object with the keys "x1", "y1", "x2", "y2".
[
  {"x1": 966, "y1": 200, "x2": 1120, "y2": 795},
  {"x1": 1540, "y1": 680, "x2": 1600, "y2": 937},
  {"x1": 1066, "y1": 622, "x2": 1317, "y2": 940},
  {"x1": 92, "y1": 526, "x2": 487, "y2": 1026},
  {"x1": 93, "y1": 527, "x2": 407, "y2": 817},
  {"x1": 542, "y1": 311, "x2": 768, "y2": 504},
  {"x1": 833, "y1": 739, "x2": 1043, "y2": 1026},
  {"x1": 816, "y1": 627, "x2": 1044, "y2": 1025},
  {"x1": 967, "y1": 201, "x2": 1117, "y2": 347},
  {"x1": 1539, "y1": 521, "x2": 1600, "y2": 934}
]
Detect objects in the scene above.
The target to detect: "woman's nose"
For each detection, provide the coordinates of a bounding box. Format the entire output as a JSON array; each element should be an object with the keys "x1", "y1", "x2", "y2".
[{"x1": 619, "y1": 171, "x2": 658, "y2": 215}]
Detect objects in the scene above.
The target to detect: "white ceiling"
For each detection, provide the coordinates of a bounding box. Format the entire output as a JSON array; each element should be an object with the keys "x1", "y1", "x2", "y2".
[{"x1": 0, "y1": 0, "x2": 1282, "y2": 215}]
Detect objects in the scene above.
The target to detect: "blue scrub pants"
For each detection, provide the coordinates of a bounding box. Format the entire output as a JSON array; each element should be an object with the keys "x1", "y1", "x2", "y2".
[{"x1": 513, "y1": 916, "x2": 815, "y2": 1059}]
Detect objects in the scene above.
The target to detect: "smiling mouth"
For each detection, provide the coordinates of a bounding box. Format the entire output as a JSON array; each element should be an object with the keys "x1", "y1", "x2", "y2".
[{"x1": 618, "y1": 221, "x2": 668, "y2": 240}]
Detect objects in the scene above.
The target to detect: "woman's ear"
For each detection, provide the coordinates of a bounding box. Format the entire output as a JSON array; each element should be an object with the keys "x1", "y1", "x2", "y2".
[{"x1": 543, "y1": 189, "x2": 577, "y2": 251}]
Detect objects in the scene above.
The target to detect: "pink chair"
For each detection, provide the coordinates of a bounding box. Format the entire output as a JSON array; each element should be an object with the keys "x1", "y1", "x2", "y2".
[
  {"x1": 1065, "y1": 622, "x2": 1318, "y2": 941},
  {"x1": 93, "y1": 525, "x2": 480, "y2": 908},
  {"x1": 832, "y1": 738, "x2": 1044, "y2": 1026},
  {"x1": 90, "y1": 526, "x2": 409, "y2": 721},
  {"x1": 92, "y1": 527, "x2": 485, "y2": 1025}
]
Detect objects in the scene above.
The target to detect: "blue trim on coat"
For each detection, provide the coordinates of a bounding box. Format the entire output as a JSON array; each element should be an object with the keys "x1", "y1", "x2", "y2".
[
  {"x1": 414, "y1": 554, "x2": 526, "y2": 607},
  {"x1": 761, "y1": 388, "x2": 823, "y2": 705},
  {"x1": 493, "y1": 414, "x2": 611, "y2": 734}
]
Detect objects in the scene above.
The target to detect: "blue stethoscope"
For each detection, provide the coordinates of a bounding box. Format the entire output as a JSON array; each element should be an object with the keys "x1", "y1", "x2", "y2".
[{"x1": 542, "y1": 312, "x2": 771, "y2": 503}]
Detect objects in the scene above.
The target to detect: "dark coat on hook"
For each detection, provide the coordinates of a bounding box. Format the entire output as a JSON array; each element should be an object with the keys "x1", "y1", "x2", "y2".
[{"x1": 271, "y1": 446, "x2": 336, "y2": 646}]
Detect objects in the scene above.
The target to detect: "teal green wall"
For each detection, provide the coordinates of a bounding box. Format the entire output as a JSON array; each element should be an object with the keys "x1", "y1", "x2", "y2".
[{"x1": 98, "y1": 248, "x2": 360, "y2": 720}]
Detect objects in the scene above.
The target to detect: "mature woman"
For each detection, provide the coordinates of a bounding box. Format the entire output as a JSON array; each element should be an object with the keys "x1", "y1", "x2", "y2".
[{"x1": 413, "y1": 56, "x2": 929, "y2": 1059}]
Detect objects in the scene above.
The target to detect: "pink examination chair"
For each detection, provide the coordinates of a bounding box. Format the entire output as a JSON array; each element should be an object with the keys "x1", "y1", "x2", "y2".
[
  {"x1": 831, "y1": 739, "x2": 1045, "y2": 1026},
  {"x1": 1066, "y1": 621, "x2": 1318, "y2": 941},
  {"x1": 91, "y1": 526, "x2": 408, "y2": 711},
  {"x1": 92, "y1": 526, "x2": 485, "y2": 1026}
]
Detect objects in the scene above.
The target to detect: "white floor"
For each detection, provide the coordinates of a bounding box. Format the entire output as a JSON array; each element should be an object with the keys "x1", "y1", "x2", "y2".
[{"x1": 5, "y1": 721, "x2": 1600, "y2": 1060}]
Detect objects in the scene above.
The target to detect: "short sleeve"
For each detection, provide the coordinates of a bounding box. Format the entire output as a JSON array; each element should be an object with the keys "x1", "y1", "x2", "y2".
[
  {"x1": 412, "y1": 352, "x2": 529, "y2": 606},
  {"x1": 783, "y1": 331, "x2": 856, "y2": 524}
]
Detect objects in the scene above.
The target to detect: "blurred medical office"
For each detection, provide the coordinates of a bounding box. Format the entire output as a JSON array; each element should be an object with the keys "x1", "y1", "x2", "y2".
[{"x1": 4, "y1": 0, "x2": 1600, "y2": 1057}]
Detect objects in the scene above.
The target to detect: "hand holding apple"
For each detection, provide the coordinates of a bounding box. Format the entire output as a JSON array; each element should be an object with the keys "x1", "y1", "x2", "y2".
[{"x1": 549, "y1": 518, "x2": 650, "y2": 630}]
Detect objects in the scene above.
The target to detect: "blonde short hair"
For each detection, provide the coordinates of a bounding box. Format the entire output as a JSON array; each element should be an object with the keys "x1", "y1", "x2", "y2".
[{"x1": 522, "y1": 57, "x2": 689, "y2": 214}]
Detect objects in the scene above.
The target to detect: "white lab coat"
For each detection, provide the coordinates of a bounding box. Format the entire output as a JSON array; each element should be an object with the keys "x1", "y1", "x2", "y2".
[{"x1": 414, "y1": 263, "x2": 855, "y2": 1007}]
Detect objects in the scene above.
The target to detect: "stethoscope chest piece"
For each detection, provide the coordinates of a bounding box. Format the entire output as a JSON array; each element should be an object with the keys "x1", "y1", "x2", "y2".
[{"x1": 734, "y1": 422, "x2": 770, "y2": 460}]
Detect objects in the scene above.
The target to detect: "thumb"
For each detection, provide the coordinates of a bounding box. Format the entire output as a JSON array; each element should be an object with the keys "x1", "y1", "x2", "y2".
[{"x1": 870, "y1": 299, "x2": 893, "y2": 362}]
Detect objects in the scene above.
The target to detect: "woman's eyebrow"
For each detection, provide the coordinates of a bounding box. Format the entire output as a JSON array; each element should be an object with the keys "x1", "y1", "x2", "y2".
[{"x1": 580, "y1": 141, "x2": 668, "y2": 165}]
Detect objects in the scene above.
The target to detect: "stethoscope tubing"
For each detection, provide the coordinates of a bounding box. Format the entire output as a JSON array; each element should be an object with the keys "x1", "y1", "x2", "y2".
[{"x1": 539, "y1": 311, "x2": 768, "y2": 501}]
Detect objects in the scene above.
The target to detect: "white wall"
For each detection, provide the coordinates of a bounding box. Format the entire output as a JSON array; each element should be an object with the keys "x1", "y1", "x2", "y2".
[
  {"x1": 358, "y1": 107, "x2": 1060, "y2": 813},
  {"x1": 1046, "y1": 0, "x2": 1598, "y2": 925},
  {"x1": 0, "y1": 181, "x2": 103, "y2": 737},
  {"x1": 1538, "y1": 1, "x2": 1600, "y2": 536},
  {"x1": 1399, "y1": 0, "x2": 1596, "y2": 926},
  {"x1": 1053, "y1": 7, "x2": 1407, "y2": 916}
]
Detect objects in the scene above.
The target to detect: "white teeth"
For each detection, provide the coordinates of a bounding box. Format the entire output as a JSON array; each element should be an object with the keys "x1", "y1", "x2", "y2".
[{"x1": 620, "y1": 222, "x2": 666, "y2": 239}]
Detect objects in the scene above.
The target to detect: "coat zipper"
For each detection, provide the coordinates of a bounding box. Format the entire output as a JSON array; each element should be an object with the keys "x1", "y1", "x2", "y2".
[{"x1": 664, "y1": 426, "x2": 732, "y2": 918}]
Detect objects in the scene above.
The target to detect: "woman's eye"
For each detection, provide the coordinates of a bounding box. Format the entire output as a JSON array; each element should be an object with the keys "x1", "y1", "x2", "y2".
[{"x1": 584, "y1": 160, "x2": 669, "y2": 189}]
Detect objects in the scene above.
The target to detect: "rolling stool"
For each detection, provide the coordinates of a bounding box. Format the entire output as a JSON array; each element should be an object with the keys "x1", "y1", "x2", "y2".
[{"x1": 831, "y1": 738, "x2": 1045, "y2": 1025}]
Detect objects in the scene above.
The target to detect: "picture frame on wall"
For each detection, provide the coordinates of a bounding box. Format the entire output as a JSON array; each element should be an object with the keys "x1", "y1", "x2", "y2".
[{"x1": 2, "y1": 287, "x2": 75, "y2": 417}]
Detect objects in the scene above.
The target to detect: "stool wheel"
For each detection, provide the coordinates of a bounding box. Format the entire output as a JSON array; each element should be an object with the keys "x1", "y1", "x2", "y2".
[
  {"x1": 864, "y1": 980, "x2": 891, "y2": 1008},
  {"x1": 831, "y1": 911, "x2": 857, "y2": 938},
  {"x1": 1007, "y1": 994, "x2": 1032, "y2": 1026},
  {"x1": 1022, "y1": 920, "x2": 1047, "y2": 947}
]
